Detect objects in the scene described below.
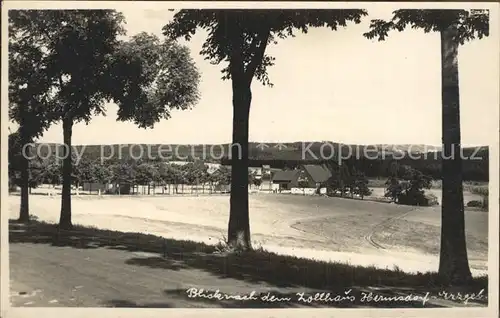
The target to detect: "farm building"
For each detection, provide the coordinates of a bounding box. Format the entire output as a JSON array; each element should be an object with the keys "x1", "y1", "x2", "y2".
[
  {"x1": 272, "y1": 170, "x2": 300, "y2": 191},
  {"x1": 82, "y1": 182, "x2": 132, "y2": 195},
  {"x1": 271, "y1": 164, "x2": 333, "y2": 194},
  {"x1": 301, "y1": 164, "x2": 333, "y2": 188},
  {"x1": 108, "y1": 183, "x2": 132, "y2": 195},
  {"x1": 82, "y1": 182, "x2": 107, "y2": 193},
  {"x1": 259, "y1": 167, "x2": 282, "y2": 192}
]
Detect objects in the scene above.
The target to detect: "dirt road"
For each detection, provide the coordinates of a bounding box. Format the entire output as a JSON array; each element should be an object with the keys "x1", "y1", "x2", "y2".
[
  {"x1": 8, "y1": 241, "x2": 485, "y2": 308},
  {"x1": 9, "y1": 242, "x2": 289, "y2": 308}
]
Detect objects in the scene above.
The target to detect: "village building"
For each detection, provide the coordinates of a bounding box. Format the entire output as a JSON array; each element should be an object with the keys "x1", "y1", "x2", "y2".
[{"x1": 271, "y1": 164, "x2": 333, "y2": 194}]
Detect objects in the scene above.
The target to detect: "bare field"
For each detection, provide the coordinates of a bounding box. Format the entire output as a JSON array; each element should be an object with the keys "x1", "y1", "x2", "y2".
[{"x1": 7, "y1": 193, "x2": 488, "y2": 275}]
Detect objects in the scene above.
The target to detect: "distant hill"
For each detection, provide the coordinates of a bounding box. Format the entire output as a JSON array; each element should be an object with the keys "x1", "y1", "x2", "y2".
[
  {"x1": 32, "y1": 141, "x2": 448, "y2": 162},
  {"x1": 30, "y1": 141, "x2": 488, "y2": 181}
]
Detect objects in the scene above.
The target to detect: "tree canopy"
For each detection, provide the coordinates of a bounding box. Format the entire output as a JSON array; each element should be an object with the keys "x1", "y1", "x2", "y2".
[
  {"x1": 113, "y1": 32, "x2": 201, "y2": 128},
  {"x1": 164, "y1": 9, "x2": 368, "y2": 86},
  {"x1": 364, "y1": 9, "x2": 489, "y2": 43},
  {"x1": 9, "y1": 9, "x2": 201, "y2": 129},
  {"x1": 8, "y1": 11, "x2": 61, "y2": 141},
  {"x1": 9, "y1": 10, "x2": 128, "y2": 125}
]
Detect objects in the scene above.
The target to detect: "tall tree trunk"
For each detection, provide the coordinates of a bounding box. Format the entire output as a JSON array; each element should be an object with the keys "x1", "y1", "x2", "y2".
[
  {"x1": 227, "y1": 77, "x2": 252, "y2": 250},
  {"x1": 59, "y1": 117, "x2": 73, "y2": 229},
  {"x1": 438, "y1": 24, "x2": 472, "y2": 285},
  {"x1": 18, "y1": 132, "x2": 30, "y2": 223}
]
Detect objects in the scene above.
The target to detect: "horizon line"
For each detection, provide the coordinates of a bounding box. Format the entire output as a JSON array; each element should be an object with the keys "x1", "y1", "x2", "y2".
[{"x1": 28, "y1": 141, "x2": 490, "y2": 149}]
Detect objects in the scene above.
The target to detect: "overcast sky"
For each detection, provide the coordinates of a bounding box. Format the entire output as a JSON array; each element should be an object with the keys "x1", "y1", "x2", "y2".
[{"x1": 34, "y1": 6, "x2": 498, "y2": 147}]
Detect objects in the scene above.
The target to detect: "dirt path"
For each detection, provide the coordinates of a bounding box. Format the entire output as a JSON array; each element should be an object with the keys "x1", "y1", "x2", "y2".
[
  {"x1": 8, "y1": 243, "x2": 288, "y2": 308},
  {"x1": 362, "y1": 209, "x2": 418, "y2": 250}
]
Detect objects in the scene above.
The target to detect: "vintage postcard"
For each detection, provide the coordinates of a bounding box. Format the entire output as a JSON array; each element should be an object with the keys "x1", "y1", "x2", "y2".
[{"x1": 1, "y1": 1, "x2": 499, "y2": 318}]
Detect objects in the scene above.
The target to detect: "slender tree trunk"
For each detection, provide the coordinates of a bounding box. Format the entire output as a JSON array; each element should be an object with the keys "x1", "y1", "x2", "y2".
[
  {"x1": 438, "y1": 24, "x2": 472, "y2": 285},
  {"x1": 59, "y1": 117, "x2": 73, "y2": 229},
  {"x1": 227, "y1": 77, "x2": 252, "y2": 250},
  {"x1": 18, "y1": 132, "x2": 30, "y2": 223}
]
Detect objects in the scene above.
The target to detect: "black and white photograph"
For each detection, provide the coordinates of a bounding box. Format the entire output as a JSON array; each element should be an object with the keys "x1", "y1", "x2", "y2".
[{"x1": 1, "y1": 1, "x2": 499, "y2": 316}]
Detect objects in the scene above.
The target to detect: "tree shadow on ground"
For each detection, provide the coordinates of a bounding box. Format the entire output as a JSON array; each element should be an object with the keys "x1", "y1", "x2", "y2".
[
  {"x1": 103, "y1": 299, "x2": 175, "y2": 308},
  {"x1": 9, "y1": 220, "x2": 488, "y2": 308}
]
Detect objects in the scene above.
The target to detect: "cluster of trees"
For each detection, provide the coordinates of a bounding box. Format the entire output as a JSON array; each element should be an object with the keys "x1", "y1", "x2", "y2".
[
  {"x1": 466, "y1": 186, "x2": 489, "y2": 210},
  {"x1": 9, "y1": 10, "x2": 200, "y2": 228},
  {"x1": 353, "y1": 151, "x2": 488, "y2": 182},
  {"x1": 384, "y1": 165, "x2": 437, "y2": 206},
  {"x1": 10, "y1": 8, "x2": 489, "y2": 286},
  {"x1": 8, "y1": 147, "x2": 235, "y2": 194},
  {"x1": 322, "y1": 163, "x2": 372, "y2": 199}
]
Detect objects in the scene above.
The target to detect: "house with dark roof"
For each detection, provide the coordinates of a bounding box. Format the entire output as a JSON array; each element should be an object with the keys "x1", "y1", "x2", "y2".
[
  {"x1": 272, "y1": 170, "x2": 301, "y2": 191},
  {"x1": 271, "y1": 164, "x2": 333, "y2": 193},
  {"x1": 301, "y1": 164, "x2": 332, "y2": 187}
]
